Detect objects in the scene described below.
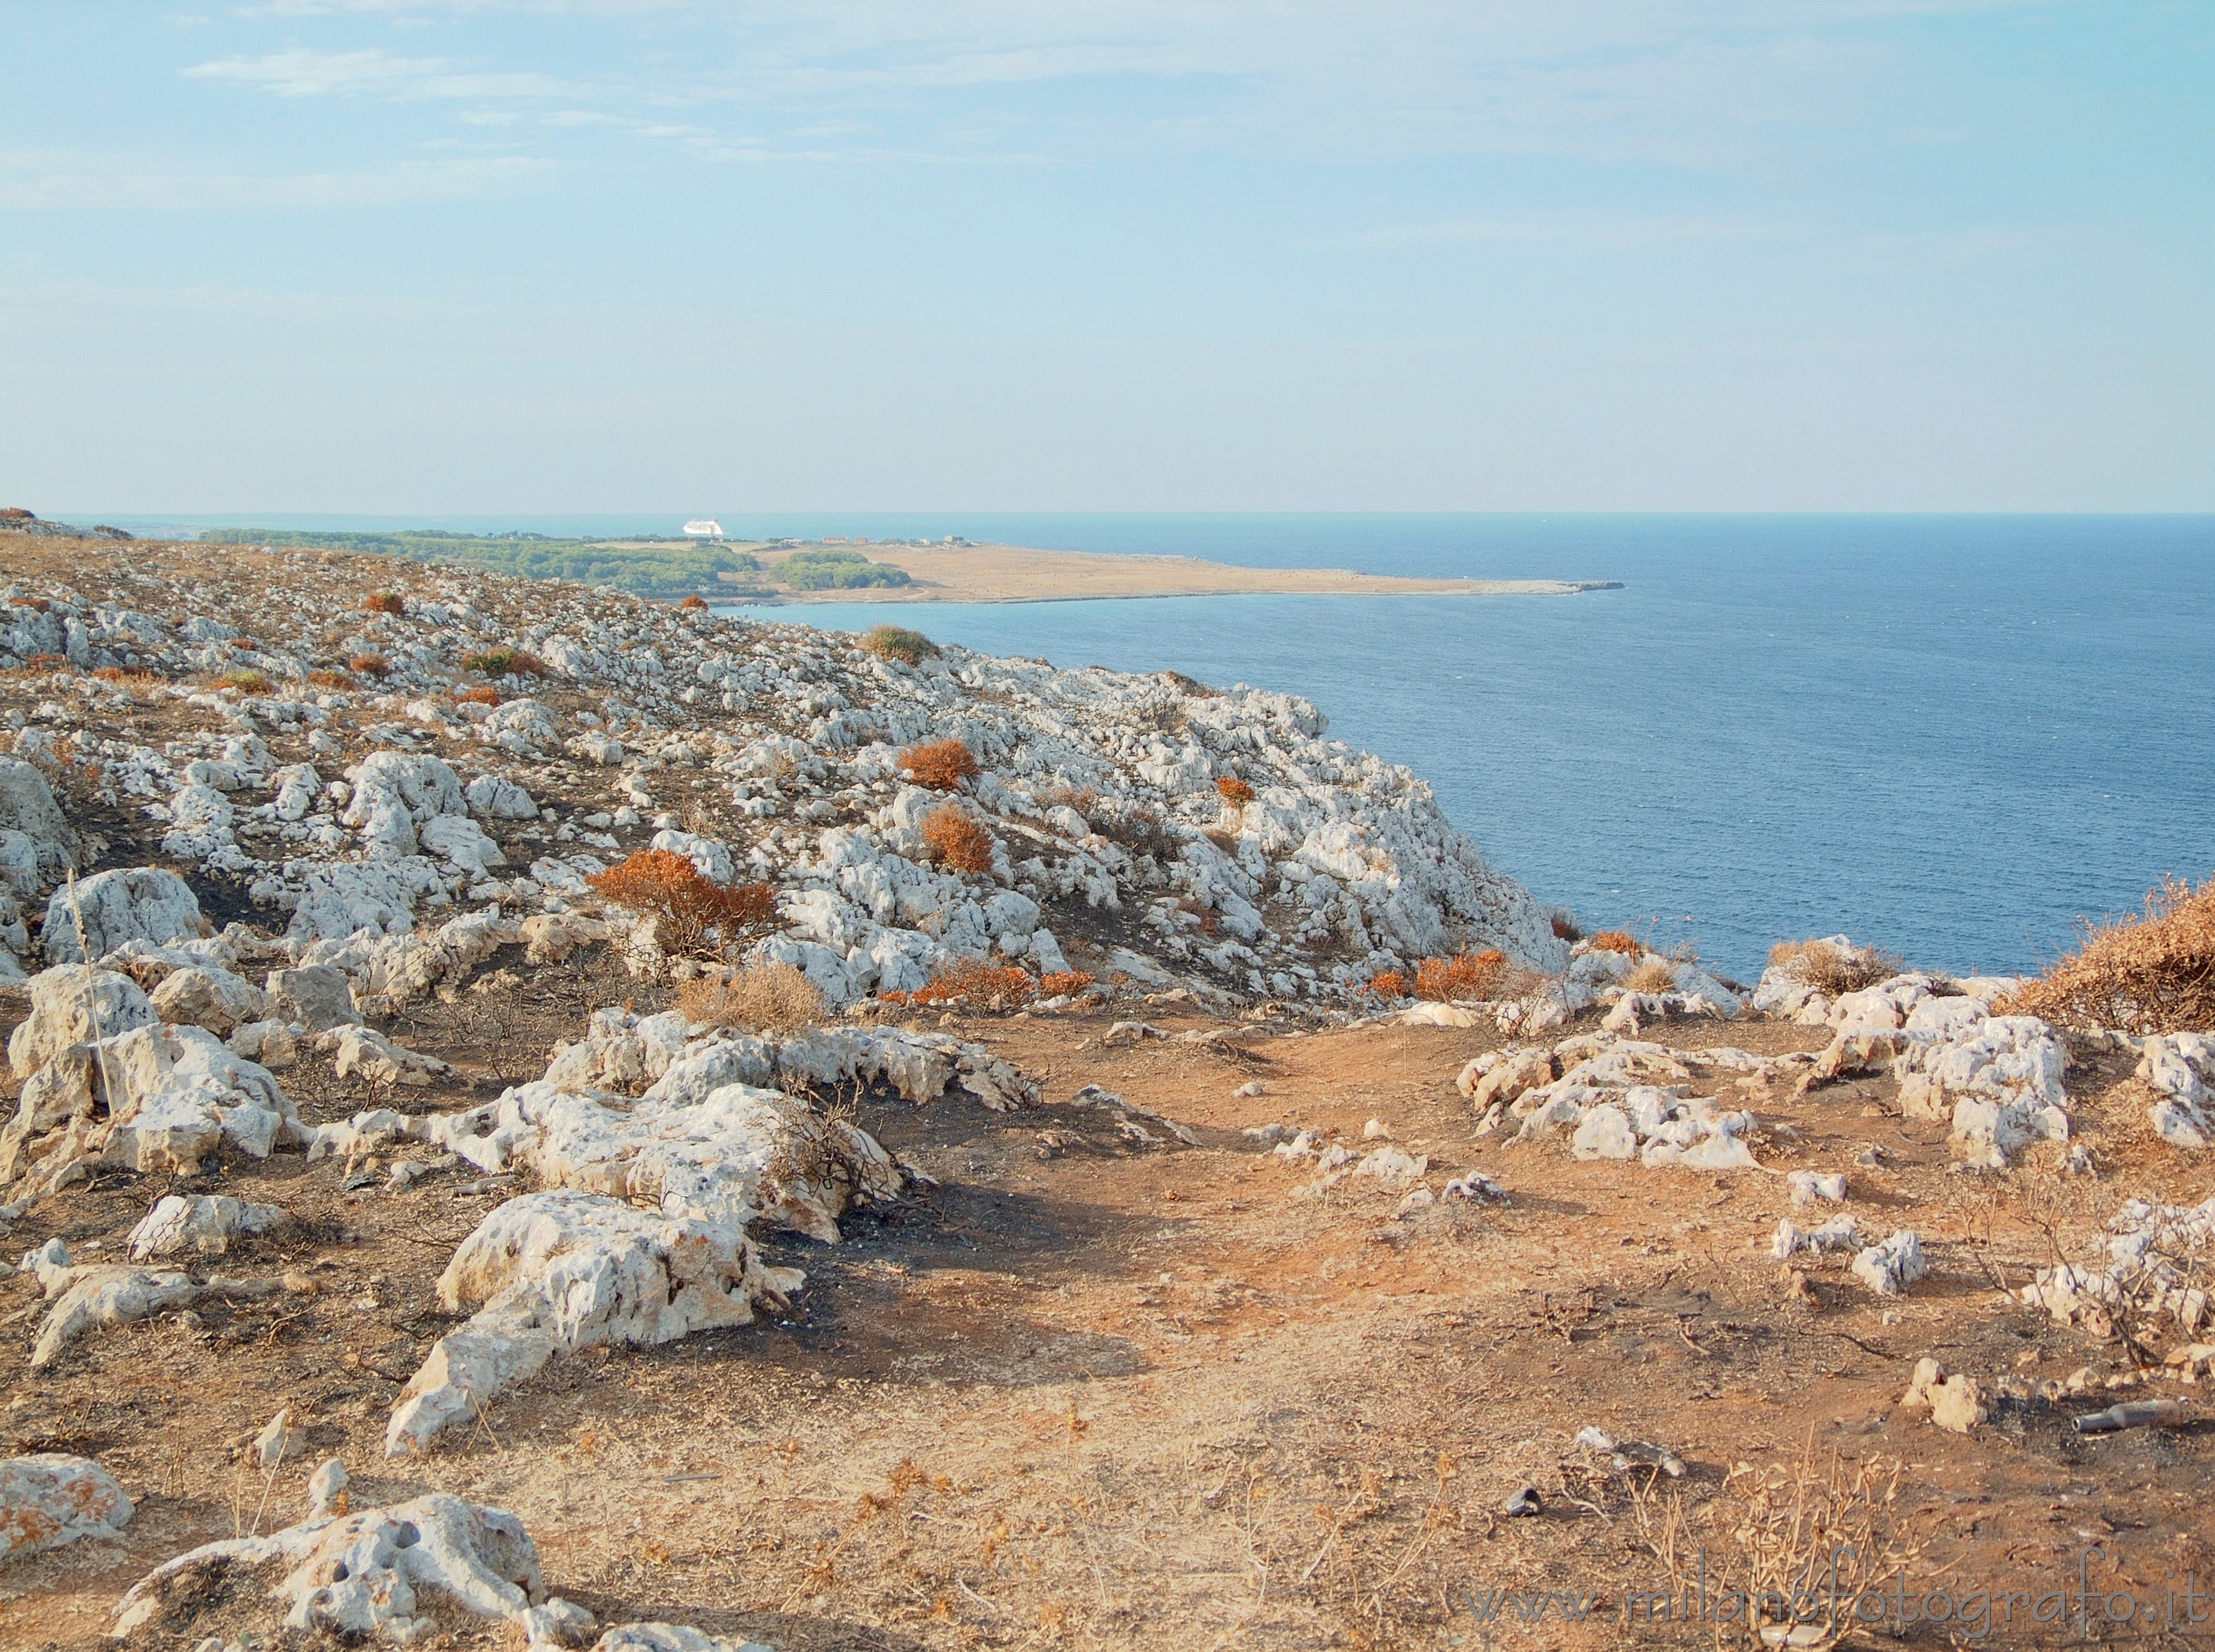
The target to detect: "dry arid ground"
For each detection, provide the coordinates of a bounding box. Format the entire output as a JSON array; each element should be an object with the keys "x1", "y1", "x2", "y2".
[
  {"x1": 4, "y1": 989, "x2": 2209, "y2": 1651},
  {"x1": 1, "y1": 526, "x2": 2209, "y2": 1651},
  {"x1": 686, "y1": 541, "x2": 1616, "y2": 605}
]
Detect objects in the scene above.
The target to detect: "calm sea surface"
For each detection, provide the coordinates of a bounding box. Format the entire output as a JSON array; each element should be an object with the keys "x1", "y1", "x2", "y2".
[{"x1": 114, "y1": 511, "x2": 2215, "y2": 980}]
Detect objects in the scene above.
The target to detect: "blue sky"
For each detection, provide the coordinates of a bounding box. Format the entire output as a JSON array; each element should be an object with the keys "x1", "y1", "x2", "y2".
[{"x1": 4, "y1": 1, "x2": 2209, "y2": 513}]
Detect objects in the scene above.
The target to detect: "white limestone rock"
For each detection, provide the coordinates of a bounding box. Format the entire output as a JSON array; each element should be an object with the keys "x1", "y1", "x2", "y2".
[
  {"x1": 0, "y1": 1453, "x2": 133, "y2": 1561},
  {"x1": 30, "y1": 1263, "x2": 200, "y2": 1367},
  {"x1": 42, "y1": 868, "x2": 205, "y2": 964},
  {"x1": 594, "y1": 1626, "x2": 774, "y2": 1652},
  {"x1": 320, "y1": 1024, "x2": 456, "y2": 1087},
  {"x1": 2141, "y1": 1033, "x2": 2215, "y2": 1149},
  {"x1": 109, "y1": 1493, "x2": 565, "y2": 1645},
  {"x1": 263, "y1": 964, "x2": 361, "y2": 1032},
  {"x1": 150, "y1": 964, "x2": 269, "y2": 1036},
  {"x1": 127, "y1": 1194, "x2": 287, "y2": 1260},
  {"x1": 466, "y1": 773, "x2": 539, "y2": 820},
  {"x1": 1851, "y1": 1229, "x2": 1927, "y2": 1296},
  {"x1": 386, "y1": 1189, "x2": 803, "y2": 1455},
  {"x1": 7, "y1": 966, "x2": 157, "y2": 1077},
  {"x1": 341, "y1": 751, "x2": 468, "y2": 859},
  {"x1": 0, "y1": 759, "x2": 75, "y2": 893}
]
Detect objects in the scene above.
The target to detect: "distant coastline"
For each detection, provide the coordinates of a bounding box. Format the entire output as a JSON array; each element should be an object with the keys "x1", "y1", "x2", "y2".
[{"x1": 678, "y1": 538, "x2": 1622, "y2": 605}]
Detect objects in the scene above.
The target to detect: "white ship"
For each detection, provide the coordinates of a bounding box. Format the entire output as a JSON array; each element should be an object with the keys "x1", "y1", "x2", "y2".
[{"x1": 682, "y1": 519, "x2": 725, "y2": 539}]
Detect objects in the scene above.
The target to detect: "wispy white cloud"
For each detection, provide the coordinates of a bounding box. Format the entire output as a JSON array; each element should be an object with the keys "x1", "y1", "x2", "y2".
[
  {"x1": 185, "y1": 46, "x2": 570, "y2": 98},
  {"x1": 0, "y1": 151, "x2": 553, "y2": 210}
]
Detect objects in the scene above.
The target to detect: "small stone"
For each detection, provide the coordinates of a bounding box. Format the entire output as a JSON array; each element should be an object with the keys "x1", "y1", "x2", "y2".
[
  {"x1": 1501, "y1": 1486, "x2": 1542, "y2": 1517},
  {"x1": 306, "y1": 1457, "x2": 347, "y2": 1518},
  {"x1": 254, "y1": 1406, "x2": 298, "y2": 1471}
]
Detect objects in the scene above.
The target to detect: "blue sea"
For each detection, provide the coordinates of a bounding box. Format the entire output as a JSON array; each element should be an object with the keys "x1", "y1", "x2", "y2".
[{"x1": 99, "y1": 511, "x2": 2215, "y2": 981}]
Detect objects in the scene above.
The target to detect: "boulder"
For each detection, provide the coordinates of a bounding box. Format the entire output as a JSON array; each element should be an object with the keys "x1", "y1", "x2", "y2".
[
  {"x1": 386, "y1": 1189, "x2": 804, "y2": 1455},
  {"x1": 127, "y1": 1194, "x2": 287, "y2": 1260},
  {"x1": 340, "y1": 751, "x2": 469, "y2": 859},
  {"x1": 319, "y1": 1024, "x2": 455, "y2": 1087},
  {"x1": 30, "y1": 1264, "x2": 200, "y2": 1368},
  {"x1": 0, "y1": 1454, "x2": 133, "y2": 1561},
  {"x1": 149, "y1": 964, "x2": 269, "y2": 1035},
  {"x1": 1852, "y1": 1229, "x2": 1927, "y2": 1296},
  {"x1": 264, "y1": 964, "x2": 361, "y2": 1032},
  {"x1": 109, "y1": 1493, "x2": 573, "y2": 1646},
  {"x1": 42, "y1": 868, "x2": 204, "y2": 964},
  {"x1": 465, "y1": 773, "x2": 539, "y2": 820},
  {"x1": 0, "y1": 759, "x2": 75, "y2": 893},
  {"x1": 7, "y1": 966, "x2": 157, "y2": 1077}
]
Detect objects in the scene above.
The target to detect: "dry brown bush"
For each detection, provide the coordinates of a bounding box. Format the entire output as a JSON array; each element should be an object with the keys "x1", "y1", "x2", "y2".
[
  {"x1": 1413, "y1": 949, "x2": 1506, "y2": 1001},
  {"x1": 345, "y1": 653, "x2": 389, "y2": 677},
  {"x1": 1550, "y1": 912, "x2": 1582, "y2": 941},
  {"x1": 1365, "y1": 970, "x2": 1407, "y2": 998},
  {"x1": 91, "y1": 664, "x2": 157, "y2": 682},
  {"x1": 860, "y1": 624, "x2": 937, "y2": 665},
  {"x1": 362, "y1": 591, "x2": 406, "y2": 615},
  {"x1": 1588, "y1": 929, "x2": 1643, "y2": 956},
  {"x1": 1215, "y1": 775, "x2": 1255, "y2": 807},
  {"x1": 587, "y1": 848, "x2": 780, "y2": 958},
  {"x1": 884, "y1": 957, "x2": 1038, "y2": 1009},
  {"x1": 678, "y1": 594, "x2": 709, "y2": 610},
  {"x1": 677, "y1": 963, "x2": 824, "y2": 1035},
  {"x1": 220, "y1": 668, "x2": 270, "y2": 692},
  {"x1": 305, "y1": 669, "x2": 352, "y2": 689},
  {"x1": 1623, "y1": 957, "x2": 1679, "y2": 993},
  {"x1": 898, "y1": 737, "x2": 979, "y2": 791},
  {"x1": 454, "y1": 684, "x2": 500, "y2": 706},
  {"x1": 920, "y1": 803, "x2": 994, "y2": 873},
  {"x1": 1038, "y1": 970, "x2": 1095, "y2": 997},
  {"x1": 1999, "y1": 873, "x2": 2215, "y2": 1033},
  {"x1": 1768, "y1": 937, "x2": 1901, "y2": 995}
]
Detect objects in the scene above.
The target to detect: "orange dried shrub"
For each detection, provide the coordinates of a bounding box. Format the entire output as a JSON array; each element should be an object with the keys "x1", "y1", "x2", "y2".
[
  {"x1": 901, "y1": 957, "x2": 1038, "y2": 1008},
  {"x1": 1215, "y1": 775, "x2": 1255, "y2": 807},
  {"x1": 454, "y1": 685, "x2": 500, "y2": 706},
  {"x1": 91, "y1": 664, "x2": 157, "y2": 682},
  {"x1": 362, "y1": 592, "x2": 406, "y2": 616},
  {"x1": 1038, "y1": 970, "x2": 1096, "y2": 998},
  {"x1": 346, "y1": 653, "x2": 390, "y2": 677},
  {"x1": 586, "y1": 848, "x2": 780, "y2": 958},
  {"x1": 306, "y1": 669, "x2": 352, "y2": 689},
  {"x1": 1999, "y1": 874, "x2": 2215, "y2": 1034},
  {"x1": 8, "y1": 596, "x2": 52, "y2": 612},
  {"x1": 920, "y1": 803, "x2": 994, "y2": 873},
  {"x1": 899, "y1": 738, "x2": 980, "y2": 791},
  {"x1": 1551, "y1": 913, "x2": 1582, "y2": 941},
  {"x1": 1588, "y1": 930, "x2": 1643, "y2": 956},
  {"x1": 678, "y1": 594, "x2": 709, "y2": 610},
  {"x1": 1367, "y1": 970, "x2": 1408, "y2": 998},
  {"x1": 1414, "y1": 948, "x2": 1507, "y2": 1002}
]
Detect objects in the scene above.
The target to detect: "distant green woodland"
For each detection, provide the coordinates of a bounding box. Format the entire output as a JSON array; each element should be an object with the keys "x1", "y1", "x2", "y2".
[{"x1": 200, "y1": 528, "x2": 913, "y2": 599}]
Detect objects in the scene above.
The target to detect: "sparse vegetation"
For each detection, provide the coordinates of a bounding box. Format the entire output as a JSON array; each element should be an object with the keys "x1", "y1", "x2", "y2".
[
  {"x1": 1623, "y1": 956, "x2": 1680, "y2": 993},
  {"x1": 774, "y1": 546, "x2": 913, "y2": 590},
  {"x1": 884, "y1": 957, "x2": 1038, "y2": 1009},
  {"x1": 860, "y1": 624, "x2": 937, "y2": 666},
  {"x1": 898, "y1": 737, "x2": 979, "y2": 791},
  {"x1": 1215, "y1": 775, "x2": 1255, "y2": 808},
  {"x1": 461, "y1": 645, "x2": 548, "y2": 678},
  {"x1": 305, "y1": 669, "x2": 352, "y2": 689},
  {"x1": 453, "y1": 684, "x2": 500, "y2": 706},
  {"x1": 362, "y1": 591, "x2": 406, "y2": 616},
  {"x1": 587, "y1": 848, "x2": 780, "y2": 958},
  {"x1": 678, "y1": 593, "x2": 709, "y2": 610},
  {"x1": 920, "y1": 802, "x2": 994, "y2": 873},
  {"x1": 199, "y1": 527, "x2": 759, "y2": 597},
  {"x1": 220, "y1": 668, "x2": 270, "y2": 693},
  {"x1": 91, "y1": 664, "x2": 157, "y2": 682},
  {"x1": 1588, "y1": 929, "x2": 1643, "y2": 956},
  {"x1": 345, "y1": 653, "x2": 389, "y2": 677},
  {"x1": 677, "y1": 962, "x2": 824, "y2": 1035},
  {"x1": 1366, "y1": 970, "x2": 1408, "y2": 998},
  {"x1": 1413, "y1": 948, "x2": 1507, "y2": 1001},
  {"x1": 1037, "y1": 970, "x2": 1096, "y2": 998},
  {"x1": 1999, "y1": 873, "x2": 2215, "y2": 1033},
  {"x1": 1550, "y1": 912, "x2": 1581, "y2": 941},
  {"x1": 1768, "y1": 936, "x2": 1901, "y2": 996}
]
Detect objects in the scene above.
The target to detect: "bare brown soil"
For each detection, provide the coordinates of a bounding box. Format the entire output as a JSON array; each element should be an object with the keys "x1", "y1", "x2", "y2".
[{"x1": 4, "y1": 980, "x2": 2209, "y2": 1651}]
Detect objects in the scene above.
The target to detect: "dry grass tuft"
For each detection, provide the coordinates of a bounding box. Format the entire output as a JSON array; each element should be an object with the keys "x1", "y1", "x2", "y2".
[
  {"x1": 362, "y1": 591, "x2": 406, "y2": 616},
  {"x1": 345, "y1": 653, "x2": 389, "y2": 678},
  {"x1": 861, "y1": 624, "x2": 937, "y2": 665},
  {"x1": 677, "y1": 962, "x2": 824, "y2": 1035},
  {"x1": 1588, "y1": 929, "x2": 1643, "y2": 956},
  {"x1": 1623, "y1": 957, "x2": 1679, "y2": 994},
  {"x1": 1412, "y1": 949, "x2": 1506, "y2": 1002},
  {"x1": 8, "y1": 594, "x2": 52, "y2": 612},
  {"x1": 305, "y1": 669, "x2": 352, "y2": 689},
  {"x1": 454, "y1": 684, "x2": 500, "y2": 706},
  {"x1": 91, "y1": 664, "x2": 158, "y2": 683},
  {"x1": 1768, "y1": 937, "x2": 1900, "y2": 995},
  {"x1": 920, "y1": 803, "x2": 994, "y2": 873},
  {"x1": 2000, "y1": 873, "x2": 2215, "y2": 1033},
  {"x1": 587, "y1": 848, "x2": 780, "y2": 958},
  {"x1": 1215, "y1": 775, "x2": 1255, "y2": 808},
  {"x1": 462, "y1": 645, "x2": 548, "y2": 678},
  {"x1": 220, "y1": 668, "x2": 271, "y2": 693},
  {"x1": 898, "y1": 737, "x2": 979, "y2": 791}
]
